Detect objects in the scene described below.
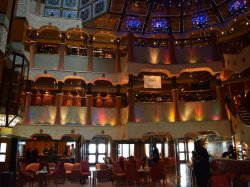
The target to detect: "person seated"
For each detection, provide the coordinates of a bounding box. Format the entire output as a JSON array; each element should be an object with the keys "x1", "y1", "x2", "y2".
[{"x1": 103, "y1": 157, "x2": 112, "y2": 167}]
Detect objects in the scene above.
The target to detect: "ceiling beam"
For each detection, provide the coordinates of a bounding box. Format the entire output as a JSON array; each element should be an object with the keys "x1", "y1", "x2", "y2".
[
  {"x1": 142, "y1": 1, "x2": 154, "y2": 34},
  {"x1": 179, "y1": 4, "x2": 185, "y2": 33},
  {"x1": 117, "y1": 0, "x2": 128, "y2": 32},
  {"x1": 209, "y1": 0, "x2": 224, "y2": 23}
]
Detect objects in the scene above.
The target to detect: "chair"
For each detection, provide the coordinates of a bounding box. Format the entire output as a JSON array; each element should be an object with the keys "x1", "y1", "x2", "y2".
[
  {"x1": 64, "y1": 162, "x2": 73, "y2": 179},
  {"x1": 210, "y1": 175, "x2": 230, "y2": 187},
  {"x1": 19, "y1": 162, "x2": 35, "y2": 187},
  {"x1": 55, "y1": 161, "x2": 66, "y2": 184},
  {"x1": 96, "y1": 163, "x2": 113, "y2": 182},
  {"x1": 80, "y1": 160, "x2": 91, "y2": 184},
  {"x1": 44, "y1": 162, "x2": 62, "y2": 187},
  {"x1": 240, "y1": 174, "x2": 250, "y2": 187},
  {"x1": 112, "y1": 161, "x2": 126, "y2": 185},
  {"x1": 25, "y1": 163, "x2": 39, "y2": 173},
  {"x1": 150, "y1": 162, "x2": 167, "y2": 186},
  {"x1": 70, "y1": 163, "x2": 81, "y2": 183},
  {"x1": 125, "y1": 162, "x2": 139, "y2": 186}
]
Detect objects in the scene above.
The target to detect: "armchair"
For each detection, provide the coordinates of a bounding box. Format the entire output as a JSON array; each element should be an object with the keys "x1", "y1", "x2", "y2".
[
  {"x1": 19, "y1": 162, "x2": 35, "y2": 187},
  {"x1": 80, "y1": 160, "x2": 91, "y2": 184},
  {"x1": 96, "y1": 163, "x2": 113, "y2": 182}
]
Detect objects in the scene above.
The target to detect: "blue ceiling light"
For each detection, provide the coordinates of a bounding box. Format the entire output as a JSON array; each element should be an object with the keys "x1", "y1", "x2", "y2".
[
  {"x1": 125, "y1": 17, "x2": 142, "y2": 32},
  {"x1": 192, "y1": 13, "x2": 208, "y2": 29},
  {"x1": 151, "y1": 18, "x2": 169, "y2": 33},
  {"x1": 229, "y1": 0, "x2": 247, "y2": 15}
]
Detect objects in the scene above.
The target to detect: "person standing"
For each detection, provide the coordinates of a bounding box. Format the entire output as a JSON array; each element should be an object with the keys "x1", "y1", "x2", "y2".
[
  {"x1": 48, "y1": 145, "x2": 54, "y2": 162},
  {"x1": 25, "y1": 148, "x2": 31, "y2": 163},
  {"x1": 192, "y1": 139, "x2": 210, "y2": 187},
  {"x1": 148, "y1": 143, "x2": 160, "y2": 166},
  {"x1": 31, "y1": 147, "x2": 39, "y2": 162},
  {"x1": 70, "y1": 144, "x2": 76, "y2": 164},
  {"x1": 43, "y1": 144, "x2": 49, "y2": 155},
  {"x1": 152, "y1": 143, "x2": 160, "y2": 162}
]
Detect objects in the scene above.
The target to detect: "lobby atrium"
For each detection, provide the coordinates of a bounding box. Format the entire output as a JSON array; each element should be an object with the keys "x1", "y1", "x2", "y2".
[{"x1": 1, "y1": 0, "x2": 250, "y2": 186}]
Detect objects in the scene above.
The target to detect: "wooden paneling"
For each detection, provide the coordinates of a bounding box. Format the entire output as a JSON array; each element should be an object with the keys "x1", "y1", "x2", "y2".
[{"x1": 10, "y1": 18, "x2": 27, "y2": 42}]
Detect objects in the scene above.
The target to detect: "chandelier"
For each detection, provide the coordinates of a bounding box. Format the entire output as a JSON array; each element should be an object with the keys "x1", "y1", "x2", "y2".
[
  {"x1": 229, "y1": 0, "x2": 247, "y2": 15},
  {"x1": 151, "y1": 18, "x2": 169, "y2": 33},
  {"x1": 192, "y1": 13, "x2": 208, "y2": 29},
  {"x1": 125, "y1": 17, "x2": 142, "y2": 32},
  {"x1": 0, "y1": 48, "x2": 29, "y2": 127}
]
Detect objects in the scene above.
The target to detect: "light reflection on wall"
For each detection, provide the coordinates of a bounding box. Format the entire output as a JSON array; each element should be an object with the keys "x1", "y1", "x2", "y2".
[
  {"x1": 167, "y1": 109, "x2": 176, "y2": 122},
  {"x1": 61, "y1": 107, "x2": 87, "y2": 125},
  {"x1": 188, "y1": 48, "x2": 197, "y2": 64},
  {"x1": 149, "y1": 48, "x2": 160, "y2": 64},
  {"x1": 179, "y1": 103, "x2": 195, "y2": 122},
  {"x1": 34, "y1": 106, "x2": 56, "y2": 124},
  {"x1": 211, "y1": 105, "x2": 221, "y2": 120},
  {"x1": 92, "y1": 108, "x2": 116, "y2": 126},
  {"x1": 194, "y1": 103, "x2": 204, "y2": 121}
]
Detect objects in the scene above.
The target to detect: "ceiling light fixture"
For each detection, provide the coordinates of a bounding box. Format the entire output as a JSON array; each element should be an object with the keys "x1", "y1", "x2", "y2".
[
  {"x1": 125, "y1": 17, "x2": 142, "y2": 32},
  {"x1": 192, "y1": 13, "x2": 208, "y2": 29},
  {"x1": 229, "y1": 0, "x2": 247, "y2": 15},
  {"x1": 151, "y1": 18, "x2": 169, "y2": 33}
]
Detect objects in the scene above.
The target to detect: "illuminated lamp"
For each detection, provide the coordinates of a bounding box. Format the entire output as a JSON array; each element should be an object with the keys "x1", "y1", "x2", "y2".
[{"x1": 0, "y1": 49, "x2": 29, "y2": 127}]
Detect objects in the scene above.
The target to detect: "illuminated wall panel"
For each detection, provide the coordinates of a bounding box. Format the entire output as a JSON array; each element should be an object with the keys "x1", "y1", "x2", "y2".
[
  {"x1": 121, "y1": 107, "x2": 128, "y2": 125},
  {"x1": 29, "y1": 106, "x2": 56, "y2": 124},
  {"x1": 92, "y1": 108, "x2": 116, "y2": 126},
  {"x1": 134, "y1": 103, "x2": 157, "y2": 122},
  {"x1": 155, "y1": 103, "x2": 175, "y2": 122},
  {"x1": 61, "y1": 106, "x2": 87, "y2": 125},
  {"x1": 178, "y1": 101, "x2": 221, "y2": 121}
]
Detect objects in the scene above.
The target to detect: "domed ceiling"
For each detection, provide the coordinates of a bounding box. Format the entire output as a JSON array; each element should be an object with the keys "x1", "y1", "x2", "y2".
[{"x1": 80, "y1": 0, "x2": 250, "y2": 34}]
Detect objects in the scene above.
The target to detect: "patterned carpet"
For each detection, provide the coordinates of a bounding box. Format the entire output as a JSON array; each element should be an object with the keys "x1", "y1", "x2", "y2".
[{"x1": 25, "y1": 179, "x2": 176, "y2": 187}]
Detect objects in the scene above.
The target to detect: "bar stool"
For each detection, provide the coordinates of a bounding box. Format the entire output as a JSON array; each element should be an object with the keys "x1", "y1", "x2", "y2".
[
  {"x1": 225, "y1": 172, "x2": 236, "y2": 187},
  {"x1": 240, "y1": 174, "x2": 250, "y2": 187}
]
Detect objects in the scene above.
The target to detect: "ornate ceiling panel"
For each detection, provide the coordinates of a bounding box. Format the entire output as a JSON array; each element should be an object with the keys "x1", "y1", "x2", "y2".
[{"x1": 80, "y1": 0, "x2": 250, "y2": 34}]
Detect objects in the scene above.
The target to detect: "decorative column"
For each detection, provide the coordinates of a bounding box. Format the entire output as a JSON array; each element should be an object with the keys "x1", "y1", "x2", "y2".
[
  {"x1": 87, "y1": 35, "x2": 93, "y2": 72},
  {"x1": 54, "y1": 93, "x2": 63, "y2": 125},
  {"x1": 168, "y1": 35, "x2": 176, "y2": 64},
  {"x1": 211, "y1": 32, "x2": 223, "y2": 61},
  {"x1": 85, "y1": 83, "x2": 93, "y2": 125},
  {"x1": 58, "y1": 43, "x2": 66, "y2": 70},
  {"x1": 126, "y1": 32, "x2": 135, "y2": 62},
  {"x1": 128, "y1": 87, "x2": 135, "y2": 122},
  {"x1": 29, "y1": 40, "x2": 36, "y2": 68},
  {"x1": 115, "y1": 96, "x2": 122, "y2": 126},
  {"x1": 115, "y1": 38, "x2": 121, "y2": 73},
  {"x1": 22, "y1": 92, "x2": 32, "y2": 124},
  {"x1": 216, "y1": 85, "x2": 227, "y2": 119},
  {"x1": 35, "y1": 0, "x2": 41, "y2": 15},
  {"x1": 172, "y1": 89, "x2": 180, "y2": 121}
]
